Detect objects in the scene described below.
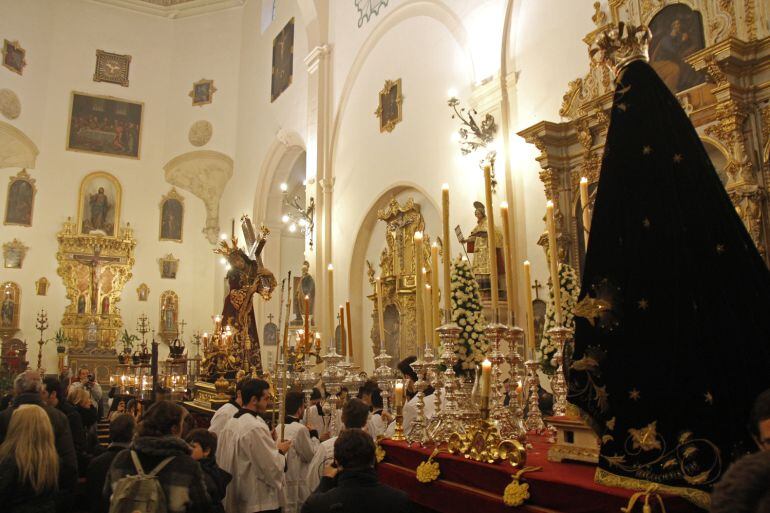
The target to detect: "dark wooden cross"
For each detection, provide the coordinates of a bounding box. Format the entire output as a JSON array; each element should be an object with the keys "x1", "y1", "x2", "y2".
[
  {"x1": 178, "y1": 319, "x2": 187, "y2": 336},
  {"x1": 72, "y1": 245, "x2": 121, "y2": 315},
  {"x1": 532, "y1": 279, "x2": 544, "y2": 300},
  {"x1": 267, "y1": 313, "x2": 275, "y2": 324}
]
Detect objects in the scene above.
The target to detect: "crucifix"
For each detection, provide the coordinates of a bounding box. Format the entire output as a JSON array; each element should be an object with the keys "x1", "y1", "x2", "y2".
[
  {"x1": 532, "y1": 279, "x2": 544, "y2": 300},
  {"x1": 72, "y1": 245, "x2": 121, "y2": 315},
  {"x1": 178, "y1": 319, "x2": 187, "y2": 338},
  {"x1": 267, "y1": 313, "x2": 275, "y2": 323}
]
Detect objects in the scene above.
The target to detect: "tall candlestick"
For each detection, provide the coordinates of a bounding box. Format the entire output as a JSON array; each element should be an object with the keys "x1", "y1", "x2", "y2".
[
  {"x1": 500, "y1": 202, "x2": 515, "y2": 325},
  {"x1": 580, "y1": 177, "x2": 591, "y2": 248},
  {"x1": 414, "y1": 231, "x2": 424, "y2": 356},
  {"x1": 546, "y1": 201, "x2": 563, "y2": 325},
  {"x1": 376, "y1": 277, "x2": 386, "y2": 352},
  {"x1": 304, "y1": 295, "x2": 310, "y2": 350},
  {"x1": 327, "y1": 264, "x2": 335, "y2": 345},
  {"x1": 483, "y1": 166, "x2": 500, "y2": 321},
  {"x1": 523, "y1": 261, "x2": 537, "y2": 357},
  {"x1": 430, "y1": 243, "x2": 441, "y2": 348},
  {"x1": 480, "y1": 359, "x2": 492, "y2": 398},
  {"x1": 339, "y1": 305, "x2": 346, "y2": 358},
  {"x1": 441, "y1": 184, "x2": 452, "y2": 319},
  {"x1": 345, "y1": 300, "x2": 353, "y2": 362},
  {"x1": 423, "y1": 283, "x2": 433, "y2": 349},
  {"x1": 394, "y1": 381, "x2": 404, "y2": 407}
]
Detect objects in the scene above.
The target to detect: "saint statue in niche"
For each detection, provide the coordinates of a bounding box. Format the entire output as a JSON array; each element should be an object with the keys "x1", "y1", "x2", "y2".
[
  {"x1": 458, "y1": 201, "x2": 505, "y2": 297},
  {"x1": 383, "y1": 304, "x2": 401, "y2": 365},
  {"x1": 90, "y1": 187, "x2": 110, "y2": 232},
  {"x1": 292, "y1": 261, "x2": 315, "y2": 325},
  {"x1": 77, "y1": 294, "x2": 86, "y2": 315},
  {"x1": 1, "y1": 291, "x2": 15, "y2": 328},
  {"x1": 162, "y1": 296, "x2": 177, "y2": 333},
  {"x1": 101, "y1": 296, "x2": 110, "y2": 316},
  {"x1": 79, "y1": 173, "x2": 120, "y2": 237}
]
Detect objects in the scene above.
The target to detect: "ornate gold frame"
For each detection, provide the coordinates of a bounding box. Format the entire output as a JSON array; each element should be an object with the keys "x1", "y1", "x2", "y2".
[
  {"x1": 375, "y1": 79, "x2": 403, "y2": 133},
  {"x1": 0, "y1": 281, "x2": 20, "y2": 340},
  {"x1": 158, "y1": 188, "x2": 185, "y2": 242},
  {"x1": 159, "y1": 253, "x2": 179, "y2": 279},
  {"x1": 35, "y1": 277, "x2": 49, "y2": 296},
  {"x1": 76, "y1": 171, "x2": 123, "y2": 238},
  {"x1": 66, "y1": 91, "x2": 144, "y2": 160},
  {"x1": 189, "y1": 78, "x2": 217, "y2": 106},
  {"x1": 3, "y1": 239, "x2": 28, "y2": 269},
  {"x1": 137, "y1": 283, "x2": 150, "y2": 302},
  {"x1": 93, "y1": 49, "x2": 131, "y2": 87},
  {"x1": 158, "y1": 289, "x2": 179, "y2": 343},
  {"x1": 2, "y1": 39, "x2": 26, "y2": 75},
  {"x1": 4, "y1": 168, "x2": 36, "y2": 227}
]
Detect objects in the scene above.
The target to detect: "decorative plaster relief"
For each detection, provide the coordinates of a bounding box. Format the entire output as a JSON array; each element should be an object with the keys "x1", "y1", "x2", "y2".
[
  {"x1": 163, "y1": 150, "x2": 232, "y2": 244},
  {"x1": 0, "y1": 121, "x2": 38, "y2": 170},
  {"x1": 0, "y1": 90, "x2": 20, "y2": 120},
  {"x1": 188, "y1": 120, "x2": 212, "y2": 147}
]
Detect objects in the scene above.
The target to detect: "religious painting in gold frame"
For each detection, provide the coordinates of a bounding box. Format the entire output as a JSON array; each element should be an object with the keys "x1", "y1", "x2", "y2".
[
  {"x1": 159, "y1": 254, "x2": 179, "y2": 280},
  {"x1": 158, "y1": 290, "x2": 179, "y2": 343},
  {"x1": 648, "y1": 4, "x2": 708, "y2": 94},
  {"x1": 3, "y1": 239, "x2": 28, "y2": 269},
  {"x1": 374, "y1": 79, "x2": 403, "y2": 133},
  {"x1": 137, "y1": 283, "x2": 149, "y2": 302},
  {"x1": 67, "y1": 92, "x2": 143, "y2": 159},
  {"x1": 0, "y1": 282, "x2": 20, "y2": 338},
  {"x1": 4, "y1": 169, "x2": 36, "y2": 227},
  {"x1": 77, "y1": 171, "x2": 122, "y2": 237},
  {"x1": 93, "y1": 50, "x2": 131, "y2": 87},
  {"x1": 35, "y1": 277, "x2": 49, "y2": 296},
  {"x1": 159, "y1": 188, "x2": 184, "y2": 242},
  {"x1": 189, "y1": 79, "x2": 217, "y2": 107},
  {"x1": 2, "y1": 40, "x2": 26, "y2": 75},
  {"x1": 271, "y1": 18, "x2": 294, "y2": 102}
]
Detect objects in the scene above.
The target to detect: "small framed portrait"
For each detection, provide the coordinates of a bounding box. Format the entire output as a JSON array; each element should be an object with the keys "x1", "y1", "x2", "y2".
[
  {"x1": 137, "y1": 283, "x2": 150, "y2": 302},
  {"x1": 2, "y1": 40, "x2": 27, "y2": 75},
  {"x1": 271, "y1": 18, "x2": 294, "y2": 102},
  {"x1": 4, "y1": 169, "x2": 36, "y2": 227},
  {"x1": 159, "y1": 254, "x2": 179, "y2": 279},
  {"x1": 3, "y1": 239, "x2": 28, "y2": 269},
  {"x1": 159, "y1": 188, "x2": 184, "y2": 242},
  {"x1": 93, "y1": 50, "x2": 131, "y2": 87},
  {"x1": 189, "y1": 79, "x2": 217, "y2": 106},
  {"x1": 35, "y1": 277, "x2": 49, "y2": 296},
  {"x1": 374, "y1": 78, "x2": 403, "y2": 133}
]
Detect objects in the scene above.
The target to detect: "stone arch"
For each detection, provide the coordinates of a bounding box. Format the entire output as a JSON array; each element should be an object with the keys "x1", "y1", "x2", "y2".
[
  {"x1": 0, "y1": 121, "x2": 38, "y2": 170},
  {"x1": 252, "y1": 130, "x2": 307, "y2": 223},
  {"x1": 347, "y1": 182, "x2": 441, "y2": 370},
  {"x1": 329, "y1": 0, "x2": 475, "y2": 172}
]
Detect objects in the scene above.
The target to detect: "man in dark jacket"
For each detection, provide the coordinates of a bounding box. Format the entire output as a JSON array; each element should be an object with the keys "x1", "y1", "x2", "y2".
[
  {"x1": 42, "y1": 376, "x2": 88, "y2": 462},
  {"x1": 87, "y1": 413, "x2": 135, "y2": 513},
  {"x1": 0, "y1": 370, "x2": 78, "y2": 511},
  {"x1": 302, "y1": 428, "x2": 410, "y2": 513}
]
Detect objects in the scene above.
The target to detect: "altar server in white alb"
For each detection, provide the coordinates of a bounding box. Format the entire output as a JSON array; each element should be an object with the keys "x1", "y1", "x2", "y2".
[
  {"x1": 303, "y1": 388, "x2": 331, "y2": 439},
  {"x1": 276, "y1": 391, "x2": 321, "y2": 513},
  {"x1": 385, "y1": 356, "x2": 437, "y2": 437},
  {"x1": 217, "y1": 378, "x2": 292, "y2": 513},
  {"x1": 208, "y1": 379, "x2": 244, "y2": 436}
]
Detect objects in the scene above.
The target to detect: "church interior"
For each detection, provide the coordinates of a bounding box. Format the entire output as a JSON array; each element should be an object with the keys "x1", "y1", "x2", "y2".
[{"x1": 1, "y1": 0, "x2": 770, "y2": 512}]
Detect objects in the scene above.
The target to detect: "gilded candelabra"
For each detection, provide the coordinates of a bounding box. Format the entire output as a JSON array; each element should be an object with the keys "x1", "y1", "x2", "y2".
[
  {"x1": 391, "y1": 396, "x2": 406, "y2": 441},
  {"x1": 406, "y1": 353, "x2": 429, "y2": 444},
  {"x1": 321, "y1": 343, "x2": 345, "y2": 436},
  {"x1": 504, "y1": 326, "x2": 528, "y2": 442},
  {"x1": 373, "y1": 348, "x2": 394, "y2": 412},
  {"x1": 524, "y1": 359, "x2": 546, "y2": 433},
  {"x1": 35, "y1": 309, "x2": 49, "y2": 372},
  {"x1": 548, "y1": 326, "x2": 572, "y2": 417},
  {"x1": 428, "y1": 322, "x2": 463, "y2": 442}
]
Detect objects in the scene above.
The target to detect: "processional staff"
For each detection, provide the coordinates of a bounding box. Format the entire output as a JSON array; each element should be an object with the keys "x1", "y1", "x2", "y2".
[
  {"x1": 279, "y1": 272, "x2": 293, "y2": 441},
  {"x1": 272, "y1": 277, "x2": 286, "y2": 429}
]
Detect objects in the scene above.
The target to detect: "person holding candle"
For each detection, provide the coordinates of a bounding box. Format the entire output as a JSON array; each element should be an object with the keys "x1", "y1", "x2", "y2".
[
  {"x1": 459, "y1": 201, "x2": 505, "y2": 300},
  {"x1": 384, "y1": 356, "x2": 437, "y2": 437}
]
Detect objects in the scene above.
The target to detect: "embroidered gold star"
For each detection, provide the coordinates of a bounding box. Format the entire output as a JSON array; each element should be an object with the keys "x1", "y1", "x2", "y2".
[
  {"x1": 716, "y1": 244, "x2": 725, "y2": 254},
  {"x1": 629, "y1": 389, "x2": 641, "y2": 401},
  {"x1": 629, "y1": 421, "x2": 662, "y2": 452},
  {"x1": 642, "y1": 218, "x2": 651, "y2": 228},
  {"x1": 673, "y1": 153, "x2": 683, "y2": 163},
  {"x1": 704, "y1": 391, "x2": 714, "y2": 405},
  {"x1": 637, "y1": 298, "x2": 649, "y2": 310},
  {"x1": 642, "y1": 145, "x2": 653, "y2": 155}
]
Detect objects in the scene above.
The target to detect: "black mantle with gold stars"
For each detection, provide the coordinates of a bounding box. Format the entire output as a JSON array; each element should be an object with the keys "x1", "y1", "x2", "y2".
[{"x1": 566, "y1": 59, "x2": 770, "y2": 509}]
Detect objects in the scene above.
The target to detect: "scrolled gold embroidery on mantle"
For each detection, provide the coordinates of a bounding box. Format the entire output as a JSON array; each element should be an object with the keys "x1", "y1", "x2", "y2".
[{"x1": 595, "y1": 468, "x2": 709, "y2": 510}]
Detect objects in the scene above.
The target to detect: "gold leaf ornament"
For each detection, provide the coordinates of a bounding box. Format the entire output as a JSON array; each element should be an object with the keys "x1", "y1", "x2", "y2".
[
  {"x1": 503, "y1": 466, "x2": 541, "y2": 507},
  {"x1": 375, "y1": 444, "x2": 386, "y2": 463},
  {"x1": 416, "y1": 449, "x2": 441, "y2": 483}
]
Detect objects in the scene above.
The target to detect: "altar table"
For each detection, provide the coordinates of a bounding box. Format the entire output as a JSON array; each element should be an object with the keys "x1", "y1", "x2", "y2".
[{"x1": 377, "y1": 436, "x2": 705, "y2": 513}]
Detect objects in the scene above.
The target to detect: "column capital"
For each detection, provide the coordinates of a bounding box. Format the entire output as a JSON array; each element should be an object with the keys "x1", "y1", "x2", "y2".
[
  {"x1": 319, "y1": 177, "x2": 335, "y2": 193},
  {"x1": 304, "y1": 44, "x2": 331, "y2": 74}
]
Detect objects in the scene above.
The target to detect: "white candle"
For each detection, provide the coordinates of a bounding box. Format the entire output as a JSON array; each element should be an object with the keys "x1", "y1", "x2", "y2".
[
  {"x1": 480, "y1": 359, "x2": 492, "y2": 399},
  {"x1": 430, "y1": 243, "x2": 441, "y2": 348},
  {"x1": 523, "y1": 261, "x2": 537, "y2": 358},
  {"x1": 441, "y1": 184, "x2": 452, "y2": 319},
  {"x1": 483, "y1": 166, "x2": 500, "y2": 320},
  {"x1": 500, "y1": 202, "x2": 514, "y2": 325},
  {"x1": 327, "y1": 264, "x2": 334, "y2": 346},
  {"x1": 580, "y1": 177, "x2": 591, "y2": 248},
  {"x1": 546, "y1": 201, "x2": 563, "y2": 325},
  {"x1": 414, "y1": 231, "x2": 424, "y2": 356},
  {"x1": 376, "y1": 277, "x2": 386, "y2": 352},
  {"x1": 394, "y1": 381, "x2": 404, "y2": 407}
]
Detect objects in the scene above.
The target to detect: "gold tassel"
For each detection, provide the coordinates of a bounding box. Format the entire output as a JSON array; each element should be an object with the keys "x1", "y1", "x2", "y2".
[
  {"x1": 503, "y1": 466, "x2": 541, "y2": 507},
  {"x1": 621, "y1": 484, "x2": 667, "y2": 513},
  {"x1": 416, "y1": 448, "x2": 442, "y2": 483}
]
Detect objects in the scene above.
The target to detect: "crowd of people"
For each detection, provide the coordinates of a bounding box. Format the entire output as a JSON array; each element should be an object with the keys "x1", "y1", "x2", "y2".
[{"x1": 0, "y1": 360, "x2": 768, "y2": 512}]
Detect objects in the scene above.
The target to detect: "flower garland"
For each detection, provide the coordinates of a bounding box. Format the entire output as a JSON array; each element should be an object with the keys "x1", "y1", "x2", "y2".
[
  {"x1": 450, "y1": 257, "x2": 489, "y2": 371},
  {"x1": 539, "y1": 263, "x2": 579, "y2": 374}
]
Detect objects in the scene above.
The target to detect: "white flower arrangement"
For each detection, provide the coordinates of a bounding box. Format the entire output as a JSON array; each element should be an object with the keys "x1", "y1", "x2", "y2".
[
  {"x1": 540, "y1": 262, "x2": 579, "y2": 374},
  {"x1": 449, "y1": 257, "x2": 489, "y2": 370}
]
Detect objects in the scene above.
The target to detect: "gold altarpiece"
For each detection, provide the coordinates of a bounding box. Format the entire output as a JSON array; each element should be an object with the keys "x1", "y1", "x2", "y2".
[
  {"x1": 366, "y1": 198, "x2": 434, "y2": 365},
  {"x1": 56, "y1": 217, "x2": 136, "y2": 357},
  {"x1": 518, "y1": 0, "x2": 770, "y2": 273}
]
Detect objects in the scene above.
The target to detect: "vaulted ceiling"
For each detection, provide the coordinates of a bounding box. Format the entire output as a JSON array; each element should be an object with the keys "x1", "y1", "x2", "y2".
[{"x1": 90, "y1": 0, "x2": 245, "y2": 18}]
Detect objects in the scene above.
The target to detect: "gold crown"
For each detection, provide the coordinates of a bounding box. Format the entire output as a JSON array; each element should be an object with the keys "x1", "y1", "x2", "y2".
[
  {"x1": 589, "y1": 22, "x2": 651, "y2": 77},
  {"x1": 213, "y1": 236, "x2": 240, "y2": 257}
]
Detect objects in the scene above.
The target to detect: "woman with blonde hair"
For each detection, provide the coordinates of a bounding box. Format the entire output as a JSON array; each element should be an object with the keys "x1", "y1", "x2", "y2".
[{"x1": 0, "y1": 404, "x2": 59, "y2": 512}]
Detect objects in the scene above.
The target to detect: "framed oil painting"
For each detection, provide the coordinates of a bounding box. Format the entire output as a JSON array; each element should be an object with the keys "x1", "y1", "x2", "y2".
[
  {"x1": 375, "y1": 79, "x2": 403, "y2": 133},
  {"x1": 159, "y1": 188, "x2": 184, "y2": 242},
  {"x1": 1, "y1": 282, "x2": 20, "y2": 333},
  {"x1": 4, "y1": 169, "x2": 36, "y2": 227},
  {"x1": 77, "y1": 172, "x2": 122, "y2": 237},
  {"x1": 263, "y1": 320, "x2": 277, "y2": 347},
  {"x1": 2, "y1": 40, "x2": 26, "y2": 75},
  {"x1": 35, "y1": 277, "x2": 49, "y2": 296},
  {"x1": 271, "y1": 18, "x2": 294, "y2": 102},
  {"x1": 137, "y1": 283, "x2": 149, "y2": 302},
  {"x1": 3, "y1": 239, "x2": 28, "y2": 269},
  {"x1": 649, "y1": 4, "x2": 707, "y2": 94},
  {"x1": 67, "y1": 92, "x2": 143, "y2": 158},
  {"x1": 93, "y1": 50, "x2": 131, "y2": 87},
  {"x1": 189, "y1": 79, "x2": 217, "y2": 106},
  {"x1": 159, "y1": 290, "x2": 179, "y2": 342},
  {"x1": 159, "y1": 254, "x2": 179, "y2": 279}
]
